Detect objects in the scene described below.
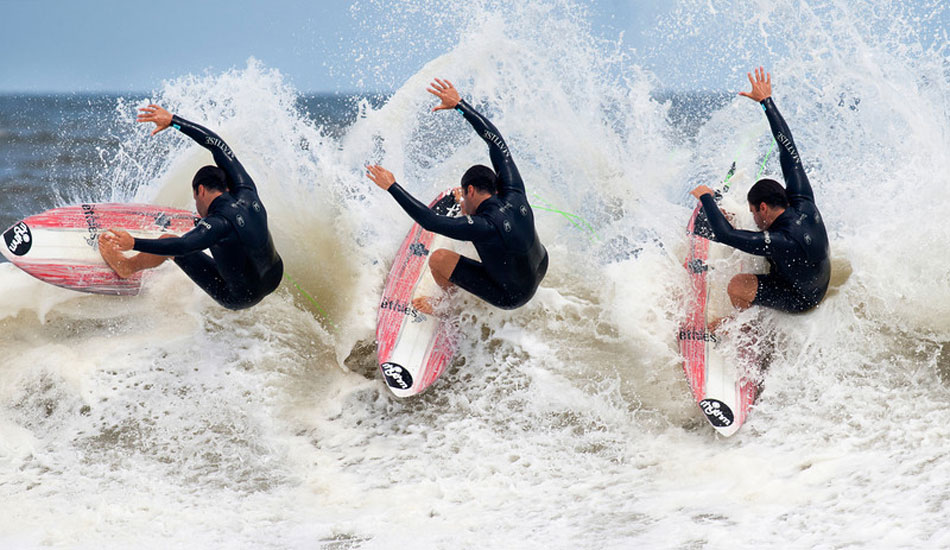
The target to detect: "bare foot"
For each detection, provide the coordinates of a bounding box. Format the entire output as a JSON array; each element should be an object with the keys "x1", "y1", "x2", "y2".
[
  {"x1": 412, "y1": 296, "x2": 436, "y2": 315},
  {"x1": 707, "y1": 316, "x2": 731, "y2": 335},
  {"x1": 98, "y1": 234, "x2": 135, "y2": 278}
]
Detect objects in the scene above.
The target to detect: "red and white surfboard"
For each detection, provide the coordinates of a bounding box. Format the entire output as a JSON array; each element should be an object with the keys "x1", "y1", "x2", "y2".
[
  {"x1": 679, "y1": 202, "x2": 760, "y2": 437},
  {"x1": 376, "y1": 191, "x2": 460, "y2": 398},
  {"x1": 1, "y1": 203, "x2": 198, "y2": 296}
]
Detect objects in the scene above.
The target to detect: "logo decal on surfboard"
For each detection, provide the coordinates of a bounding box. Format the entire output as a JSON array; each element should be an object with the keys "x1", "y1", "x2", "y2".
[
  {"x1": 4, "y1": 222, "x2": 32, "y2": 256},
  {"x1": 381, "y1": 362, "x2": 413, "y2": 390},
  {"x1": 409, "y1": 242, "x2": 429, "y2": 257},
  {"x1": 686, "y1": 259, "x2": 708, "y2": 273},
  {"x1": 699, "y1": 399, "x2": 734, "y2": 427},
  {"x1": 81, "y1": 204, "x2": 102, "y2": 248}
]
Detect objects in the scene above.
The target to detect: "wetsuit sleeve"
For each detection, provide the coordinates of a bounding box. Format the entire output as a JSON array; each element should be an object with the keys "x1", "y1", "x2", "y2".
[
  {"x1": 170, "y1": 115, "x2": 257, "y2": 195},
  {"x1": 388, "y1": 183, "x2": 496, "y2": 241},
  {"x1": 761, "y1": 98, "x2": 813, "y2": 202},
  {"x1": 132, "y1": 216, "x2": 231, "y2": 256},
  {"x1": 455, "y1": 99, "x2": 525, "y2": 195},
  {"x1": 699, "y1": 194, "x2": 794, "y2": 257}
]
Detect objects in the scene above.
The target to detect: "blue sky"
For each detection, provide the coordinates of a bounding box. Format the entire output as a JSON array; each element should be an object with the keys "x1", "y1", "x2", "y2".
[{"x1": 0, "y1": 0, "x2": 668, "y2": 93}]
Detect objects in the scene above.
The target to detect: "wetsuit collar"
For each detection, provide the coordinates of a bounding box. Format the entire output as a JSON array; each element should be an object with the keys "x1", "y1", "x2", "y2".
[
  {"x1": 205, "y1": 192, "x2": 234, "y2": 215},
  {"x1": 767, "y1": 208, "x2": 793, "y2": 229},
  {"x1": 475, "y1": 194, "x2": 502, "y2": 215}
]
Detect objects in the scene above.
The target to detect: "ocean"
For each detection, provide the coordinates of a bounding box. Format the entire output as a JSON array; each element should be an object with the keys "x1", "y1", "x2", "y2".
[{"x1": 1, "y1": 1, "x2": 949, "y2": 548}]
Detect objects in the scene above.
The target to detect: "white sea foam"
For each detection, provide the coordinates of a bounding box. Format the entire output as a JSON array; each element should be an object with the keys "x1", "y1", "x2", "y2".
[{"x1": 1, "y1": 0, "x2": 949, "y2": 548}]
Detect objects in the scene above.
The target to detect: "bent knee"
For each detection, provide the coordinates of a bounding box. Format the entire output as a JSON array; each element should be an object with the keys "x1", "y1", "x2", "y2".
[
  {"x1": 428, "y1": 248, "x2": 459, "y2": 269},
  {"x1": 728, "y1": 274, "x2": 758, "y2": 300}
]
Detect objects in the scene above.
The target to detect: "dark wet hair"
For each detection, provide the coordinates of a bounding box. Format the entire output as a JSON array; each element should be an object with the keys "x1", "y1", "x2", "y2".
[
  {"x1": 460, "y1": 164, "x2": 497, "y2": 195},
  {"x1": 747, "y1": 178, "x2": 788, "y2": 209},
  {"x1": 192, "y1": 165, "x2": 228, "y2": 194}
]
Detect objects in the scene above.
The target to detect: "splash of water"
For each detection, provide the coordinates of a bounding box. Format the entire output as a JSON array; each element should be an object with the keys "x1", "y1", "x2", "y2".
[{"x1": 1, "y1": 0, "x2": 949, "y2": 548}]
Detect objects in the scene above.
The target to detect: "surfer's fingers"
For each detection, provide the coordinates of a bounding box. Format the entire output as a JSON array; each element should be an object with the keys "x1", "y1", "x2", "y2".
[{"x1": 747, "y1": 71, "x2": 755, "y2": 86}]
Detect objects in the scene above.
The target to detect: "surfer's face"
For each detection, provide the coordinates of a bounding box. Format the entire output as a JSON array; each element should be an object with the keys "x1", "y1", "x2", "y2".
[
  {"x1": 460, "y1": 184, "x2": 495, "y2": 215},
  {"x1": 750, "y1": 202, "x2": 770, "y2": 230},
  {"x1": 194, "y1": 185, "x2": 212, "y2": 217},
  {"x1": 460, "y1": 185, "x2": 473, "y2": 215}
]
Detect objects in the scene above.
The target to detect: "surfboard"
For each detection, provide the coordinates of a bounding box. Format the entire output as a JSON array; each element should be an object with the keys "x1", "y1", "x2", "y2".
[
  {"x1": 0, "y1": 203, "x2": 198, "y2": 296},
  {"x1": 376, "y1": 191, "x2": 460, "y2": 398},
  {"x1": 679, "y1": 183, "x2": 763, "y2": 437}
]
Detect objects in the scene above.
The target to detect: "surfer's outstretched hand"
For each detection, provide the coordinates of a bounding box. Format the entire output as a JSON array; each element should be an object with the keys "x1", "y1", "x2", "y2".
[
  {"x1": 739, "y1": 67, "x2": 772, "y2": 102},
  {"x1": 690, "y1": 185, "x2": 715, "y2": 199},
  {"x1": 137, "y1": 104, "x2": 173, "y2": 136},
  {"x1": 427, "y1": 78, "x2": 460, "y2": 111},
  {"x1": 102, "y1": 229, "x2": 134, "y2": 251},
  {"x1": 366, "y1": 164, "x2": 396, "y2": 190}
]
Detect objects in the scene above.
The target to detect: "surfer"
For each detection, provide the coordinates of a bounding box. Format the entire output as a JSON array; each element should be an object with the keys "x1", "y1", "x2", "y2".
[
  {"x1": 366, "y1": 78, "x2": 548, "y2": 311},
  {"x1": 689, "y1": 67, "x2": 831, "y2": 315},
  {"x1": 98, "y1": 105, "x2": 283, "y2": 310}
]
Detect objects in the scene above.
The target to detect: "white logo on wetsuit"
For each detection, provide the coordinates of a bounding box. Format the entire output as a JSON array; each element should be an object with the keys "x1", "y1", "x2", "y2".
[
  {"x1": 236, "y1": 215, "x2": 245, "y2": 227},
  {"x1": 520, "y1": 205, "x2": 528, "y2": 216},
  {"x1": 776, "y1": 133, "x2": 800, "y2": 165},
  {"x1": 763, "y1": 231, "x2": 771, "y2": 245},
  {"x1": 199, "y1": 220, "x2": 213, "y2": 230},
  {"x1": 205, "y1": 137, "x2": 235, "y2": 160},
  {"x1": 482, "y1": 130, "x2": 510, "y2": 158},
  {"x1": 503, "y1": 220, "x2": 511, "y2": 232},
  {"x1": 252, "y1": 201, "x2": 262, "y2": 212},
  {"x1": 465, "y1": 216, "x2": 474, "y2": 225}
]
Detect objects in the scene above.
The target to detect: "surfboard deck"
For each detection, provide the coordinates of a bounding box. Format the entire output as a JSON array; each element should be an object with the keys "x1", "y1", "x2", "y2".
[
  {"x1": 679, "y1": 201, "x2": 762, "y2": 437},
  {"x1": 1, "y1": 203, "x2": 198, "y2": 296},
  {"x1": 376, "y1": 191, "x2": 461, "y2": 398}
]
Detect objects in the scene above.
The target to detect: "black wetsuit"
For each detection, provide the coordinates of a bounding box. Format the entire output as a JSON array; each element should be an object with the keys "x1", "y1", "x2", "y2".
[
  {"x1": 387, "y1": 99, "x2": 548, "y2": 309},
  {"x1": 132, "y1": 116, "x2": 283, "y2": 310},
  {"x1": 700, "y1": 97, "x2": 831, "y2": 313}
]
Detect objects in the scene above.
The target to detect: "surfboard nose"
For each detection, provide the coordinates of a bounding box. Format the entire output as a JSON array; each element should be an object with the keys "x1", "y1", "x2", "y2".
[
  {"x1": 380, "y1": 362, "x2": 414, "y2": 394},
  {"x1": 2, "y1": 220, "x2": 33, "y2": 260}
]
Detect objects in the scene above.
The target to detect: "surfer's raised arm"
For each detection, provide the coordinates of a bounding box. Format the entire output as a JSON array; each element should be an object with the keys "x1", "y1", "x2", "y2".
[
  {"x1": 137, "y1": 105, "x2": 256, "y2": 195},
  {"x1": 428, "y1": 79, "x2": 525, "y2": 196},
  {"x1": 739, "y1": 68, "x2": 814, "y2": 203}
]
